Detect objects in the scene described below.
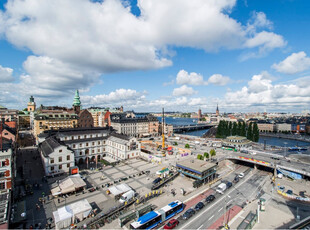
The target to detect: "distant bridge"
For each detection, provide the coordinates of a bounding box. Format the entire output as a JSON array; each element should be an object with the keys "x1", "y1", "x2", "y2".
[{"x1": 173, "y1": 124, "x2": 215, "y2": 133}]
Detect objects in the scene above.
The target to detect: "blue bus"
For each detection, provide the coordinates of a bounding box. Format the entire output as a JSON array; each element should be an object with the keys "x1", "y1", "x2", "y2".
[{"x1": 130, "y1": 200, "x2": 184, "y2": 229}]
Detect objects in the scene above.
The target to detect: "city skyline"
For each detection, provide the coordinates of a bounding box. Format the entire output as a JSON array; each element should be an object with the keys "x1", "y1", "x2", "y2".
[{"x1": 1, "y1": 0, "x2": 310, "y2": 112}]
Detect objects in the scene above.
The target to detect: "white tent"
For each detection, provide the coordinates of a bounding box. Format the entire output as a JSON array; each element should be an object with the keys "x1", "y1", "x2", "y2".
[
  {"x1": 53, "y1": 206, "x2": 73, "y2": 229},
  {"x1": 69, "y1": 199, "x2": 92, "y2": 221},
  {"x1": 108, "y1": 183, "x2": 131, "y2": 196},
  {"x1": 51, "y1": 174, "x2": 86, "y2": 196}
]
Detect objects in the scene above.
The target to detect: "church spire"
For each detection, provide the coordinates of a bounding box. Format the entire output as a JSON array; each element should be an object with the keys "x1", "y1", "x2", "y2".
[
  {"x1": 216, "y1": 103, "x2": 219, "y2": 116},
  {"x1": 73, "y1": 90, "x2": 81, "y2": 106}
]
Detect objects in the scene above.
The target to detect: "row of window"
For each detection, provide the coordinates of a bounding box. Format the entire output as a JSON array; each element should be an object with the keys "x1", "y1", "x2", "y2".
[
  {"x1": 71, "y1": 140, "x2": 106, "y2": 148},
  {"x1": 50, "y1": 163, "x2": 71, "y2": 171},
  {"x1": 63, "y1": 133, "x2": 107, "y2": 141},
  {"x1": 50, "y1": 155, "x2": 71, "y2": 164}
]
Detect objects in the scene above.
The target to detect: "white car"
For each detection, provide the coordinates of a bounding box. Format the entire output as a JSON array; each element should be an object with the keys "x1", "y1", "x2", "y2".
[{"x1": 238, "y1": 173, "x2": 244, "y2": 178}]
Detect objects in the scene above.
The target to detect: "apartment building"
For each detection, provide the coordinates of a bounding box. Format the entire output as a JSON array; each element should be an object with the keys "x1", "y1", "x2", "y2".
[
  {"x1": 33, "y1": 113, "x2": 78, "y2": 138},
  {"x1": 38, "y1": 127, "x2": 141, "y2": 175},
  {"x1": 0, "y1": 139, "x2": 13, "y2": 228}
]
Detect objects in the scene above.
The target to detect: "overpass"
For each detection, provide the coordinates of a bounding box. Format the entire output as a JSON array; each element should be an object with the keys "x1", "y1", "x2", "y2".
[
  {"x1": 224, "y1": 152, "x2": 310, "y2": 178},
  {"x1": 173, "y1": 124, "x2": 215, "y2": 133}
]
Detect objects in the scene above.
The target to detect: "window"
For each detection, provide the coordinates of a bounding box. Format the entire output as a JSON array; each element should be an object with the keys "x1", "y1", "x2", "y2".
[
  {"x1": 92, "y1": 142, "x2": 95, "y2": 146},
  {"x1": 1, "y1": 161, "x2": 5, "y2": 167},
  {"x1": 67, "y1": 163, "x2": 70, "y2": 168},
  {"x1": 78, "y1": 136, "x2": 80, "y2": 139},
  {"x1": 80, "y1": 152, "x2": 82, "y2": 156},
  {"x1": 84, "y1": 135, "x2": 87, "y2": 138},
  {"x1": 90, "y1": 135, "x2": 92, "y2": 138},
  {"x1": 67, "y1": 155, "x2": 70, "y2": 160},
  {"x1": 98, "y1": 149, "x2": 100, "y2": 153},
  {"x1": 0, "y1": 172, "x2": 5, "y2": 178},
  {"x1": 59, "y1": 165, "x2": 62, "y2": 170},
  {"x1": 0, "y1": 182, "x2": 5, "y2": 189},
  {"x1": 59, "y1": 157, "x2": 62, "y2": 162},
  {"x1": 39, "y1": 122, "x2": 42, "y2": 126},
  {"x1": 50, "y1": 158, "x2": 54, "y2": 164},
  {"x1": 92, "y1": 150, "x2": 94, "y2": 153},
  {"x1": 4, "y1": 133, "x2": 8, "y2": 136},
  {"x1": 59, "y1": 149, "x2": 62, "y2": 153},
  {"x1": 73, "y1": 144, "x2": 76, "y2": 148},
  {"x1": 98, "y1": 141, "x2": 100, "y2": 145},
  {"x1": 51, "y1": 166, "x2": 54, "y2": 171},
  {"x1": 79, "y1": 143, "x2": 82, "y2": 147},
  {"x1": 86, "y1": 143, "x2": 89, "y2": 146},
  {"x1": 64, "y1": 137, "x2": 67, "y2": 140},
  {"x1": 72, "y1": 136, "x2": 74, "y2": 140}
]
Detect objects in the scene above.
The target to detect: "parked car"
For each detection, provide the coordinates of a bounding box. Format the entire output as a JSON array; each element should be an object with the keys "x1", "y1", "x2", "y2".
[
  {"x1": 152, "y1": 177, "x2": 162, "y2": 184},
  {"x1": 163, "y1": 219, "x2": 179, "y2": 229},
  {"x1": 286, "y1": 190, "x2": 293, "y2": 195},
  {"x1": 226, "y1": 182, "x2": 232, "y2": 189},
  {"x1": 233, "y1": 176, "x2": 239, "y2": 183},
  {"x1": 205, "y1": 194, "x2": 216, "y2": 203},
  {"x1": 238, "y1": 173, "x2": 244, "y2": 178},
  {"x1": 194, "y1": 202, "x2": 204, "y2": 211},
  {"x1": 182, "y1": 208, "x2": 195, "y2": 220}
]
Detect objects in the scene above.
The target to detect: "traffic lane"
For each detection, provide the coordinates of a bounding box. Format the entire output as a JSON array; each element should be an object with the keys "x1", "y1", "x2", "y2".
[{"x1": 179, "y1": 172, "x2": 268, "y2": 230}]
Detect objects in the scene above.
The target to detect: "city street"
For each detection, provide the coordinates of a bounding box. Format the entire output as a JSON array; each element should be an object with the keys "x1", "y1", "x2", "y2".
[{"x1": 178, "y1": 170, "x2": 269, "y2": 229}]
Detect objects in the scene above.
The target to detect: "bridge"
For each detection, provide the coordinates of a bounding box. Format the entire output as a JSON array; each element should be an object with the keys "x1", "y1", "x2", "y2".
[
  {"x1": 224, "y1": 152, "x2": 310, "y2": 178},
  {"x1": 173, "y1": 124, "x2": 215, "y2": 133}
]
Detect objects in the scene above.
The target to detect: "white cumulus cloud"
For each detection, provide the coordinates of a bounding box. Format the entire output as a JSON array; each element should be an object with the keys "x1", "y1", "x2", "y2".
[
  {"x1": 0, "y1": 65, "x2": 14, "y2": 82},
  {"x1": 272, "y1": 51, "x2": 310, "y2": 74},
  {"x1": 172, "y1": 85, "x2": 197, "y2": 97},
  {"x1": 176, "y1": 70, "x2": 207, "y2": 85},
  {"x1": 208, "y1": 74, "x2": 230, "y2": 86}
]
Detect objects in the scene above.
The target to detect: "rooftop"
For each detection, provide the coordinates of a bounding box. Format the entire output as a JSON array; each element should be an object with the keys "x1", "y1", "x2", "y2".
[
  {"x1": 39, "y1": 136, "x2": 63, "y2": 157},
  {"x1": 176, "y1": 159, "x2": 217, "y2": 174},
  {"x1": 226, "y1": 136, "x2": 247, "y2": 140}
]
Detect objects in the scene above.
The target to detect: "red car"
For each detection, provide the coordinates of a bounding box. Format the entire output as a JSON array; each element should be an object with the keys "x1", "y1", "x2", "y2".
[{"x1": 164, "y1": 219, "x2": 179, "y2": 229}]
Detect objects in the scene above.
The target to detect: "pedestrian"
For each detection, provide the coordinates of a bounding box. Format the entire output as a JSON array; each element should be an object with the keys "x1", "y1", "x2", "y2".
[
  {"x1": 45, "y1": 223, "x2": 49, "y2": 229},
  {"x1": 58, "y1": 198, "x2": 60, "y2": 204}
]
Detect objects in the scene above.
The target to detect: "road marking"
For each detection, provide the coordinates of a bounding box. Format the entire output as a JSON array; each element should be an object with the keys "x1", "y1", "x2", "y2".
[
  {"x1": 180, "y1": 172, "x2": 256, "y2": 229},
  {"x1": 218, "y1": 207, "x2": 223, "y2": 212},
  {"x1": 208, "y1": 215, "x2": 214, "y2": 221},
  {"x1": 227, "y1": 199, "x2": 233, "y2": 204},
  {"x1": 197, "y1": 224, "x2": 204, "y2": 230}
]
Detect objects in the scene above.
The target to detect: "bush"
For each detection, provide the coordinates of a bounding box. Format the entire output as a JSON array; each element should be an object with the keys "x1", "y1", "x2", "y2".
[
  {"x1": 197, "y1": 154, "x2": 204, "y2": 160},
  {"x1": 100, "y1": 159, "x2": 111, "y2": 166},
  {"x1": 185, "y1": 144, "x2": 190, "y2": 148}
]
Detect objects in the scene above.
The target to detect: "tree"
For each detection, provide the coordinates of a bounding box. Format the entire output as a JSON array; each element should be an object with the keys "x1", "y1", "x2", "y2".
[
  {"x1": 216, "y1": 120, "x2": 223, "y2": 138},
  {"x1": 247, "y1": 122, "x2": 253, "y2": 140},
  {"x1": 210, "y1": 149, "x2": 216, "y2": 158},
  {"x1": 252, "y1": 123, "x2": 259, "y2": 142},
  {"x1": 185, "y1": 144, "x2": 190, "y2": 148},
  {"x1": 241, "y1": 122, "x2": 246, "y2": 137},
  {"x1": 237, "y1": 121, "x2": 242, "y2": 136},
  {"x1": 204, "y1": 152, "x2": 209, "y2": 160},
  {"x1": 232, "y1": 122, "x2": 237, "y2": 136},
  {"x1": 197, "y1": 154, "x2": 204, "y2": 160}
]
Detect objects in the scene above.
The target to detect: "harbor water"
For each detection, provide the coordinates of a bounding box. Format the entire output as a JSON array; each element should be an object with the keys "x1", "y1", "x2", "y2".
[{"x1": 157, "y1": 116, "x2": 310, "y2": 147}]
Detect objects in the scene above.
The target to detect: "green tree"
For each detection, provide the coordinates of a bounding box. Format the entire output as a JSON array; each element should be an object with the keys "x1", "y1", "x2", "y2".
[
  {"x1": 174, "y1": 142, "x2": 178, "y2": 146},
  {"x1": 241, "y1": 122, "x2": 246, "y2": 137},
  {"x1": 210, "y1": 149, "x2": 216, "y2": 158},
  {"x1": 232, "y1": 122, "x2": 237, "y2": 136},
  {"x1": 228, "y1": 121, "x2": 232, "y2": 135},
  {"x1": 252, "y1": 122, "x2": 259, "y2": 142},
  {"x1": 216, "y1": 120, "x2": 223, "y2": 138},
  {"x1": 237, "y1": 121, "x2": 242, "y2": 136},
  {"x1": 197, "y1": 154, "x2": 204, "y2": 160},
  {"x1": 247, "y1": 122, "x2": 253, "y2": 140},
  {"x1": 204, "y1": 152, "x2": 209, "y2": 160},
  {"x1": 185, "y1": 144, "x2": 190, "y2": 148}
]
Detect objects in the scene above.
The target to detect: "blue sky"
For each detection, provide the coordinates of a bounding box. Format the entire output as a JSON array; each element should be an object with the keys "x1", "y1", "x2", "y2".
[{"x1": 0, "y1": 0, "x2": 310, "y2": 113}]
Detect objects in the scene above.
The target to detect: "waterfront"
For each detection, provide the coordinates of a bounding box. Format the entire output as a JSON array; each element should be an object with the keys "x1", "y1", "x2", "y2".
[{"x1": 157, "y1": 117, "x2": 310, "y2": 147}]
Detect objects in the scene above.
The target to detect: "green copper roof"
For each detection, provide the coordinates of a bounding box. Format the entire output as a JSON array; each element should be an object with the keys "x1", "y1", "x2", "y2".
[{"x1": 73, "y1": 90, "x2": 81, "y2": 106}]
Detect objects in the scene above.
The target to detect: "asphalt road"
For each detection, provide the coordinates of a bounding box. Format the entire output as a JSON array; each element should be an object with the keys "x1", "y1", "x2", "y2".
[{"x1": 178, "y1": 169, "x2": 269, "y2": 230}]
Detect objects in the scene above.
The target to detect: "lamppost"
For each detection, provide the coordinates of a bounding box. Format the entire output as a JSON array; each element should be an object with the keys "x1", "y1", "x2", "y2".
[{"x1": 284, "y1": 142, "x2": 287, "y2": 157}]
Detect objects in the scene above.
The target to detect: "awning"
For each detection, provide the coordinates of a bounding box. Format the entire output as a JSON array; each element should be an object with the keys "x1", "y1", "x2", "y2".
[{"x1": 108, "y1": 184, "x2": 131, "y2": 196}]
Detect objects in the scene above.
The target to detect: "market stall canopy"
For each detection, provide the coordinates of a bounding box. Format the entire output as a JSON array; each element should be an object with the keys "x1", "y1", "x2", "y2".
[
  {"x1": 108, "y1": 183, "x2": 131, "y2": 196},
  {"x1": 51, "y1": 174, "x2": 86, "y2": 196},
  {"x1": 69, "y1": 199, "x2": 92, "y2": 220},
  {"x1": 53, "y1": 206, "x2": 73, "y2": 229}
]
